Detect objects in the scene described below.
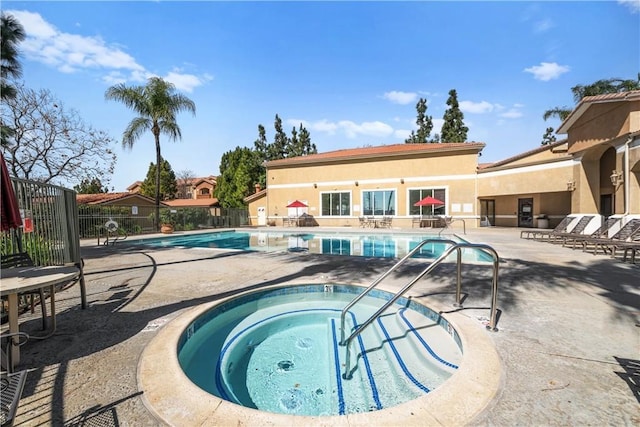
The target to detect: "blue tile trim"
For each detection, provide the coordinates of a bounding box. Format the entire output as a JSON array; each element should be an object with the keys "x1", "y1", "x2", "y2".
[
  {"x1": 398, "y1": 309, "x2": 459, "y2": 369},
  {"x1": 348, "y1": 311, "x2": 382, "y2": 410},
  {"x1": 376, "y1": 316, "x2": 430, "y2": 393}
]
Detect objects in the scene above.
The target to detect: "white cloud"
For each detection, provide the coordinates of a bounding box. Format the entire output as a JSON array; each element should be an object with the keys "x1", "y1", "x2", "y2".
[
  {"x1": 338, "y1": 120, "x2": 394, "y2": 139},
  {"x1": 618, "y1": 0, "x2": 640, "y2": 13},
  {"x1": 524, "y1": 62, "x2": 570, "y2": 81},
  {"x1": 459, "y1": 100, "x2": 495, "y2": 114},
  {"x1": 163, "y1": 70, "x2": 212, "y2": 93},
  {"x1": 382, "y1": 91, "x2": 418, "y2": 105},
  {"x1": 10, "y1": 10, "x2": 144, "y2": 74},
  {"x1": 7, "y1": 9, "x2": 210, "y2": 92},
  {"x1": 500, "y1": 109, "x2": 523, "y2": 119},
  {"x1": 394, "y1": 129, "x2": 412, "y2": 139},
  {"x1": 309, "y1": 119, "x2": 339, "y2": 135}
]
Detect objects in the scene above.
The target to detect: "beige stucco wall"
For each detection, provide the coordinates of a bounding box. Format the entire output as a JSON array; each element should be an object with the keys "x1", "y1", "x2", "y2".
[
  {"x1": 568, "y1": 101, "x2": 639, "y2": 154},
  {"x1": 265, "y1": 150, "x2": 480, "y2": 229}
]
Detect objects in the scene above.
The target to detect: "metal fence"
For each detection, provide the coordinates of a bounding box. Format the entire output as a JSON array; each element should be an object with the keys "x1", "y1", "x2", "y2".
[
  {"x1": 78, "y1": 205, "x2": 249, "y2": 239},
  {"x1": 1, "y1": 177, "x2": 82, "y2": 267}
]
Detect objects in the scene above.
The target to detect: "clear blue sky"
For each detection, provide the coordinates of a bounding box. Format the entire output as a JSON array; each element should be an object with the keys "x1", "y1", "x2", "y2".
[{"x1": 4, "y1": 1, "x2": 639, "y2": 191}]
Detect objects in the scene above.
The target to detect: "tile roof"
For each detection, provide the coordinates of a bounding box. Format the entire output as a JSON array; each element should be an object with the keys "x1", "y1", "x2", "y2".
[
  {"x1": 243, "y1": 189, "x2": 266, "y2": 203},
  {"x1": 77, "y1": 192, "x2": 147, "y2": 205},
  {"x1": 163, "y1": 198, "x2": 219, "y2": 207},
  {"x1": 479, "y1": 139, "x2": 569, "y2": 170},
  {"x1": 557, "y1": 90, "x2": 640, "y2": 134},
  {"x1": 266, "y1": 142, "x2": 485, "y2": 167}
]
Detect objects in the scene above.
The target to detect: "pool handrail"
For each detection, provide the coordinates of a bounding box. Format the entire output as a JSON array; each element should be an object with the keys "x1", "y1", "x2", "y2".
[
  {"x1": 340, "y1": 240, "x2": 500, "y2": 380},
  {"x1": 339, "y1": 238, "x2": 459, "y2": 345}
]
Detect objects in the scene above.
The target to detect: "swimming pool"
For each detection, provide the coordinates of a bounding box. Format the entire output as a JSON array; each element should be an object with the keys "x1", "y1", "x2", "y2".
[
  {"x1": 178, "y1": 284, "x2": 462, "y2": 416},
  {"x1": 139, "y1": 282, "x2": 502, "y2": 425},
  {"x1": 125, "y1": 230, "x2": 489, "y2": 261}
]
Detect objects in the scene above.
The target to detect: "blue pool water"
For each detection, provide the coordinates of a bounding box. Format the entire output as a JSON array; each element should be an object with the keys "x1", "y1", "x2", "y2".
[
  {"x1": 178, "y1": 284, "x2": 462, "y2": 416},
  {"x1": 124, "y1": 230, "x2": 489, "y2": 260}
]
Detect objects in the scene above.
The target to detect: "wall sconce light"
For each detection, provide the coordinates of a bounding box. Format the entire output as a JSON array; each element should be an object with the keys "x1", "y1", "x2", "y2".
[
  {"x1": 566, "y1": 179, "x2": 576, "y2": 192},
  {"x1": 610, "y1": 170, "x2": 623, "y2": 186},
  {"x1": 400, "y1": 178, "x2": 404, "y2": 184},
  {"x1": 355, "y1": 181, "x2": 359, "y2": 186},
  {"x1": 313, "y1": 183, "x2": 317, "y2": 188}
]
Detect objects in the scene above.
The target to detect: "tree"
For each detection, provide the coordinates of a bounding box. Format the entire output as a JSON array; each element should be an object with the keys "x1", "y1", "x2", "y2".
[
  {"x1": 1, "y1": 84, "x2": 117, "y2": 185},
  {"x1": 75, "y1": 177, "x2": 109, "y2": 194},
  {"x1": 214, "y1": 147, "x2": 263, "y2": 208},
  {"x1": 251, "y1": 117, "x2": 317, "y2": 188},
  {"x1": 140, "y1": 159, "x2": 178, "y2": 200},
  {"x1": 105, "y1": 77, "x2": 196, "y2": 230},
  {"x1": 1, "y1": 12, "x2": 26, "y2": 146},
  {"x1": 176, "y1": 169, "x2": 196, "y2": 199},
  {"x1": 270, "y1": 114, "x2": 289, "y2": 160},
  {"x1": 290, "y1": 123, "x2": 317, "y2": 157},
  {"x1": 405, "y1": 98, "x2": 434, "y2": 143},
  {"x1": 541, "y1": 127, "x2": 557, "y2": 145},
  {"x1": 543, "y1": 74, "x2": 640, "y2": 122},
  {"x1": 440, "y1": 89, "x2": 468, "y2": 143}
]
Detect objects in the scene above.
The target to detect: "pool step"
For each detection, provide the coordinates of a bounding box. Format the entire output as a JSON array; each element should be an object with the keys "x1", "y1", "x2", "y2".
[{"x1": 334, "y1": 308, "x2": 461, "y2": 410}]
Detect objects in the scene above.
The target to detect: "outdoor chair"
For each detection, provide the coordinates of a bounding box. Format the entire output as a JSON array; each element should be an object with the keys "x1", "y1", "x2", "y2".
[
  {"x1": 379, "y1": 216, "x2": 393, "y2": 229},
  {"x1": 546, "y1": 215, "x2": 595, "y2": 244},
  {"x1": 561, "y1": 217, "x2": 620, "y2": 249},
  {"x1": 358, "y1": 217, "x2": 369, "y2": 228},
  {"x1": 1, "y1": 332, "x2": 29, "y2": 427},
  {"x1": 520, "y1": 216, "x2": 573, "y2": 240},
  {"x1": 1, "y1": 253, "x2": 47, "y2": 330},
  {"x1": 581, "y1": 218, "x2": 640, "y2": 256}
]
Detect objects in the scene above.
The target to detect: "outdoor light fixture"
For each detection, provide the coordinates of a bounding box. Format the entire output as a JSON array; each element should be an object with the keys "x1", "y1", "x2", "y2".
[
  {"x1": 566, "y1": 179, "x2": 576, "y2": 191},
  {"x1": 313, "y1": 183, "x2": 317, "y2": 188},
  {"x1": 400, "y1": 178, "x2": 405, "y2": 184},
  {"x1": 355, "y1": 181, "x2": 359, "y2": 186},
  {"x1": 610, "y1": 170, "x2": 623, "y2": 186}
]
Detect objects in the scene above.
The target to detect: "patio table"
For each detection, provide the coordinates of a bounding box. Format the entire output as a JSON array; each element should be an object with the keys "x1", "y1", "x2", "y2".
[{"x1": 1, "y1": 265, "x2": 80, "y2": 369}]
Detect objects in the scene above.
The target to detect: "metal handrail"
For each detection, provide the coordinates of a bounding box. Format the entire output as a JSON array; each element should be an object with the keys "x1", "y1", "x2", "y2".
[
  {"x1": 340, "y1": 240, "x2": 500, "y2": 379},
  {"x1": 339, "y1": 239, "x2": 458, "y2": 344}
]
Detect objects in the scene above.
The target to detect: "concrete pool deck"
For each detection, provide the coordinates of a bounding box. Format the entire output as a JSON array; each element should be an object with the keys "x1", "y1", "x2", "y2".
[{"x1": 3, "y1": 227, "x2": 639, "y2": 426}]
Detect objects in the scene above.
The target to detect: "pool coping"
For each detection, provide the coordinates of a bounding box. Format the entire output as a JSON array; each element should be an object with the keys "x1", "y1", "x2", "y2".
[{"x1": 137, "y1": 281, "x2": 502, "y2": 426}]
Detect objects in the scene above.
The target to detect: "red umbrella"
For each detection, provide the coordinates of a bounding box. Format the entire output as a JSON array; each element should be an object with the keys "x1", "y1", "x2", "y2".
[
  {"x1": 286, "y1": 200, "x2": 308, "y2": 220},
  {"x1": 1, "y1": 153, "x2": 22, "y2": 231},
  {"x1": 286, "y1": 200, "x2": 308, "y2": 208},
  {"x1": 414, "y1": 196, "x2": 444, "y2": 207}
]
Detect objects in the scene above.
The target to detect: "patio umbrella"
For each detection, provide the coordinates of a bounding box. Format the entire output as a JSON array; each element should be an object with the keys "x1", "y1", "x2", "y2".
[
  {"x1": 414, "y1": 196, "x2": 444, "y2": 207},
  {"x1": 286, "y1": 200, "x2": 308, "y2": 217},
  {"x1": 1, "y1": 153, "x2": 22, "y2": 231}
]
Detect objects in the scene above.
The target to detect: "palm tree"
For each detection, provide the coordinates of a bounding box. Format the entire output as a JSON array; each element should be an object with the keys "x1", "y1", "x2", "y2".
[
  {"x1": 543, "y1": 74, "x2": 640, "y2": 122},
  {"x1": 105, "y1": 77, "x2": 196, "y2": 229},
  {"x1": 1, "y1": 12, "x2": 26, "y2": 146}
]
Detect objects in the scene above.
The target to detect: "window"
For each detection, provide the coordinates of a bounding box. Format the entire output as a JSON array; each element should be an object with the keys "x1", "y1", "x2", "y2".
[
  {"x1": 321, "y1": 192, "x2": 350, "y2": 216},
  {"x1": 409, "y1": 188, "x2": 446, "y2": 216},
  {"x1": 362, "y1": 190, "x2": 395, "y2": 216}
]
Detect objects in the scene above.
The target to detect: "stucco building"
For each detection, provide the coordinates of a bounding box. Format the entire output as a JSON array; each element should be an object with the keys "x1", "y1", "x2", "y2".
[{"x1": 246, "y1": 90, "x2": 640, "y2": 229}]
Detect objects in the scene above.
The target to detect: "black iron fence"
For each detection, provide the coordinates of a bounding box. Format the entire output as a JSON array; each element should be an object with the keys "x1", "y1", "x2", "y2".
[{"x1": 78, "y1": 205, "x2": 249, "y2": 239}]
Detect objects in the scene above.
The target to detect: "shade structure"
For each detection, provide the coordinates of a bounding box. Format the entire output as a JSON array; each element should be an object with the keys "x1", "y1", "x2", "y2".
[
  {"x1": 286, "y1": 200, "x2": 308, "y2": 208},
  {"x1": 414, "y1": 196, "x2": 444, "y2": 207},
  {"x1": 1, "y1": 153, "x2": 22, "y2": 231}
]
